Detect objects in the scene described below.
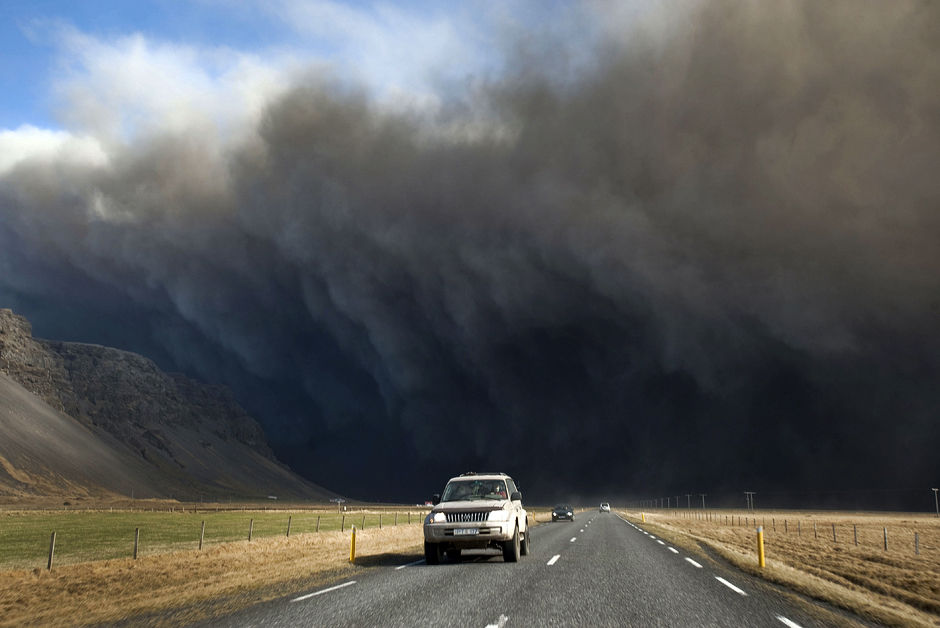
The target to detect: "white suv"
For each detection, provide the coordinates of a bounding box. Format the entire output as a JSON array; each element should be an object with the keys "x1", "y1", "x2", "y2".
[{"x1": 423, "y1": 472, "x2": 530, "y2": 563}]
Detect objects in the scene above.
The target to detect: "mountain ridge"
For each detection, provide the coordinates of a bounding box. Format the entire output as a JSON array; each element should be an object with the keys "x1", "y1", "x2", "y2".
[{"x1": 0, "y1": 308, "x2": 334, "y2": 502}]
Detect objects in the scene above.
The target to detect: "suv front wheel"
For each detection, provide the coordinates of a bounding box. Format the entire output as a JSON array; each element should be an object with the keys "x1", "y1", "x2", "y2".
[
  {"x1": 502, "y1": 524, "x2": 520, "y2": 562},
  {"x1": 425, "y1": 541, "x2": 443, "y2": 565}
]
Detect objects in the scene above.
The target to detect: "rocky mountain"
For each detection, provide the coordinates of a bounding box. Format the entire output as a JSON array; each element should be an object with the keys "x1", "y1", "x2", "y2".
[{"x1": 0, "y1": 308, "x2": 334, "y2": 501}]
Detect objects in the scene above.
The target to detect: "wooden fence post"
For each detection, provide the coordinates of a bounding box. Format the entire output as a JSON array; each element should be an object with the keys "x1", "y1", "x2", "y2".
[
  {"x1": 134, "y1": 528, "x2": 140, "y2": 560},
  {"x1": 316, "y1": 515, "x2": 321, "y2": 532},
  {"x1": 361, "y1": 515, "x2": 365, "y2": 530},
  {"x1": 379, "y1": 513, "x2": 383, "y2": 529},
  {"x1": 47, "y1": 532, "x2": 56, "y2": 570},
  {"x1": 249, "y1": 519, "x2": 254, "y2": 542},
  {"x1": 199, "y1": 521, "x2": 205, "y2": 550},
  {"x1": 854, "y1": 524, "x2": 858, "y2": 546},
  {"x1": 287, "y1": 516, "x2": 292, "y2": 537},
  {"x1": 832, "y1": 523, "x2": 836, "y2": 543},
  {"x1": 883, "y1": 527, "x2": 888, "y2": 551},
  {"x1": 341, "y1": 515, "x2": 345, "y2": 532}
]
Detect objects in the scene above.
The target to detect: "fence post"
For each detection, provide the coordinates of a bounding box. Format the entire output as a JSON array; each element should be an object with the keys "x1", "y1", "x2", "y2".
[
  {"x1": 287, "y1": 516, "x2": 292, "y2": 537},
  {"x1": 814, "y1": 522, "x2": 818, "y2": 539},
  {"x1": 134, "y1": 528, "x2": 140, "y2": 560},
  {"x1": 199, "y1": 521, "x2": 205, "y2": 550},
  {"x1": 249, "y1": 519, "x2": 254, "y2": 542},
  {"x1": 757, "y1": 526, "x2": 765, "y2": 568},
  {"x1": 784, "y1": 519, "x2": 788, "y2": 534},
  {"x1": 832, "y1": 523, "x2": 836, "y2": 543},
  {"x1": 395, "y1": 512, "x2": 398, "y2": 526},
  {"x1": 883, "y1": 527, "x2": 888, "y2": 551},
  {"x1": 854, "y1": 524, "x2": 858, "y2": 546},
  {"x1": 798, "y1": 521, "x2": 801, "y2": 537},
  {"x1": 316, "y1": 515, "x2": 321, "y2": 532},
  {"x1": 341, "y1": 515, "x2": 345, "y2": 532},
  {"x1": 47, "y1": 532, "x2": 56, "y2": 570},
  {"x1": 361, "y1": 515, "x2": 365, "y2": 530}
]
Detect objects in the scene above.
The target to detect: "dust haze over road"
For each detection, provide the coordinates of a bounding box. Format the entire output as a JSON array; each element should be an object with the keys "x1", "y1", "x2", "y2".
[{"x1": 1, "y1": 1, "x2": 938, "y2": 503}]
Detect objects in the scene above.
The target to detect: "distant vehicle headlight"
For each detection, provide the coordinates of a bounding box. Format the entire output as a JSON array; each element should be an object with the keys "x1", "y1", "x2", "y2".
[
  {"x1": 488, "y1": 509, "x2": 511, "y2": 522},
  {"x1": 426, "y1": 512, "x2": 446, "y2": 524}
]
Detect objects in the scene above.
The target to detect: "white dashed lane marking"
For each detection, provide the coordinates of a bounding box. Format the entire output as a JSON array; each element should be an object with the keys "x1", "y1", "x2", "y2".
[
  {"x1": 668, "y1": 547, "x2": 679, "y2": 554},
  {"x1": 547, "y1": 554, "x2": 560, "y2": 566},
  {"x1": 684, "y1": 558, "x2": 703, "y2": 568},
  {"x1": 776, "y1": 616, "x2": 804, "y2": 628},
  {"x1": 291, "y1": 580, "x2": 356, "y2": 602},
  {"x1": 395, "y1": 559, "x2": 425, "y2": 570},
  {"x1": 715, "y1": 577, "x2": 747, "y2": 596},
  {"x1": 570, "y1": 537, "x2": 577, "y2": 543},
  {"x1": 484, "y1": 613, "x2": 509, "y2": 628}
]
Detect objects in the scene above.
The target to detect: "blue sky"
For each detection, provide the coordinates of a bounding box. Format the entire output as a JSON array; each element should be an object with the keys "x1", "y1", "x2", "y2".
[{"x1": 0, "y1": 0, "x2": 527, "y2": 132}]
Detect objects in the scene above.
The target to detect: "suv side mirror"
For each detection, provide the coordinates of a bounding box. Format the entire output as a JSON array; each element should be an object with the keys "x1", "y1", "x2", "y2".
[
  {"x1": 510, "y1": 491, "x2": 522, "y2": 502},
  {"x1": 432, "y1": 493, "x2": 441, "y2": 505}
]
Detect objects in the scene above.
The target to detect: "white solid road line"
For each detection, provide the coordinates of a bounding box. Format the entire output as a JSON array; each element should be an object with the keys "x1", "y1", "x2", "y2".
[
  {"x1": 684, "y1": 558, "x2": 703, "y2": 568},
  {"x1": 547, "y1": 554, "x2": 561, "y2": 566},
  {"x1": 668, "y1": 547, "x2": 679, "y2": 554},
  {"x1": 291, "y1": 580, "x2": 357, "y2": 602},
  {"x1": 715, "y1": 577, "x2": 748, "y2": 596},
  {"x1": 570, "y1": 537, "x2": 577, "y2": 542},
  {"x1": 395, "y1": 559, "x2": 425, "y2": 570},
  {"x1": 776, "y1": 616, "x2": 805, "y2": 628},
  {"x1": 485, "y1": 613, "x2": 509, "y2": 628}
]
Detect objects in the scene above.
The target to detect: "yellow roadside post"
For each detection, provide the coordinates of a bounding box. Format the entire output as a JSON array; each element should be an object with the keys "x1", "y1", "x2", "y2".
[
  {"x1": 641, "y1": 513, "x2": 646, "y2": 523},
  {"x1": 350, "y1": 526, "x2": 357, "y2": 563},
  {"x1": 757, "y1": 526, "x2": 765, "y2": 568}
]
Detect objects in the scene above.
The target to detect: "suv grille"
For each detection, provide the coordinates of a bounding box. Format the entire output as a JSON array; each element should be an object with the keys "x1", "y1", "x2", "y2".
[{"x1": 445, "y1": 511, "x2": 488, "y2": 523}]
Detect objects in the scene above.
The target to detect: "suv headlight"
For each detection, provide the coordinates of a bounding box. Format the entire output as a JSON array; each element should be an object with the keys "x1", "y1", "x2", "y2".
[
  {"x1": 488, "y1": 509, "x2": 511, "y2": 522},
  {"x1": 426, "y1": 512, "x2": 446, "y2": 524}
]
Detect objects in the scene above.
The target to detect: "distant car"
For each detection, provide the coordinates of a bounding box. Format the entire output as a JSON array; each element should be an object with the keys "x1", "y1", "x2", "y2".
[
  {"x1": 599, "y1": 502, "x2": 611, "y2": 513},
  {"x1": 552, "y1": 504, "x2": 574, "y2": 522}
]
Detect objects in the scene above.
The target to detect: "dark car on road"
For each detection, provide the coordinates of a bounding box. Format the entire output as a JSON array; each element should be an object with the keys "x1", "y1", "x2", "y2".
[{"x1": 552, "y1": 504, "x2": 574, "y2": 522}]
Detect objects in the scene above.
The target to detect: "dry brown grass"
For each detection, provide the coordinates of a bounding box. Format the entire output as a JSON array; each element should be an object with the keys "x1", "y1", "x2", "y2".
[
  {"x1": 0, "y1": 523, "x2": 426, "y2": 627},
  {"x1": 624, "y1": 509, "x2": 940, "y2": 628}
]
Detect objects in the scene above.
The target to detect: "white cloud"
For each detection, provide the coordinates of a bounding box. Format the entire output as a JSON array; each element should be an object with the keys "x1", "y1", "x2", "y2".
[
  {"x1": 0, "y1": 125, "x2": 107, "y2": 174},
  {"x1": 49, "y1": 26, "x2": 297, "y2": 146}
]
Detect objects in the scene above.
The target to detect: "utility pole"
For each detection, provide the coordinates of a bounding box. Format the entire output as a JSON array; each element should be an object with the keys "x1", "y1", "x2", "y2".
[
  {"x1": 933, "y1": 488, "x2": 939, "y2": 518},
  {"x1": 744, "y1": 491, "x2": 756, "y2": 511},
  {"x1": 686, "y1": 494, "x2": 692, "y2": 509},
  {"x1": 700, "y1": 494, "x2": 707, "y2": 509}
]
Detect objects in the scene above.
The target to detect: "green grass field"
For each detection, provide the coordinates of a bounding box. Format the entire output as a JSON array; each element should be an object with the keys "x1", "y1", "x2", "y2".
[{"x1": 0, "y1": 509, "x2": 423, "y2": 570}]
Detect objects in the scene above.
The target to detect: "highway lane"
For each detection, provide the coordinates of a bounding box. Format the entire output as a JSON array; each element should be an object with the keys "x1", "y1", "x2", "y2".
[{"x1": 204, "y1": 512, "x2": 851, "y2": 627}]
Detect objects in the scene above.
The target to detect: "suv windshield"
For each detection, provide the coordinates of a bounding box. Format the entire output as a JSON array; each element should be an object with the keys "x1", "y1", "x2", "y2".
[{"x1": 441, "y1": 479, "x2": 508, "y2": 502}]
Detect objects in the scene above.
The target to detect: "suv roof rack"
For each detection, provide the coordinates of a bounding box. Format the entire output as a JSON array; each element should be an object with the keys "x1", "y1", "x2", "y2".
[{"x1": 459, "y1": 471, "x2": 506, "y2": 477}]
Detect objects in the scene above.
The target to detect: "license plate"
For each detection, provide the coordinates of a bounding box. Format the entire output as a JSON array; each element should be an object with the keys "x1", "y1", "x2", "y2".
[{"x1": 454, "y1": 528, "x2": 478, "y2": 536}]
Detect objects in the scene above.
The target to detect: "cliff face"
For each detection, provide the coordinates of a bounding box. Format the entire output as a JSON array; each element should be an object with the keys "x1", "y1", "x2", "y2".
[{"x1": 0, "y1": 308, "x2": 332, "y2": 501}]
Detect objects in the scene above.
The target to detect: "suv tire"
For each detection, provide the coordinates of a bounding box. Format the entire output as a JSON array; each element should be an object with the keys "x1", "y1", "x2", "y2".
[
  {"x1": 425, "y1": 541, "x2": 442, "y2": 565},
  {"x1": 520, "y1": 527, "x2": 531, "y2": 556},
  {"x1": 502, "y1": 524, "x2": 520, "y2": 562},
  {"x1": 446, "y1": 548, "x2": 462, "y2": 562}
]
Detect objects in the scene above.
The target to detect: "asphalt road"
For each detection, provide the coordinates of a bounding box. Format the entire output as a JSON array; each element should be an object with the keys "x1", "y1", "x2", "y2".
[{"x1": 205, "y1": 512, "x2": 850, "y2": 627}]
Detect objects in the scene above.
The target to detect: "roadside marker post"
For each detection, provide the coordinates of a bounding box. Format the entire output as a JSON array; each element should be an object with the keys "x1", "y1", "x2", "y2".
[
  {"x1": 199, "y1": 521, "x2": 205, "y2": 550},
  {"x1": 641, "y1": 513, "x2": 645, "y2": 523},
  {"x1": 134, "y1": 528, "x2": 140, "y2": 560},
  {"x1": 349, "y1": 526, "x2": 357, "y2": 563},
  {"x1": 756, "y1": 526, "x2": 765, "y2": 568}
]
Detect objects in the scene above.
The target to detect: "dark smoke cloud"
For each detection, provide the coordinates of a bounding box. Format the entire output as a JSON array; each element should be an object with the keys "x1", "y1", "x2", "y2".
[{"x1": 2, "y1": 1, "x2": 939, "y2": 505}]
